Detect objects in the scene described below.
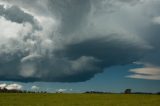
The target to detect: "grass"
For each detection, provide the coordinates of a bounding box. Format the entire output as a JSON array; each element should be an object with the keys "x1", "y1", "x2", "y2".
[{"x1": 0, "y1": 93, "x2": 159, "y2": 106}]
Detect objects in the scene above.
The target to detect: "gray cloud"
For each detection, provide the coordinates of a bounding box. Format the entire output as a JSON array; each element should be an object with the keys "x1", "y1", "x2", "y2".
[
  {"x1": 47, "y1": 0, "x2": 91, "y2": 35},
  {"x1": 0, "y1": 0, "x2": 159, "y2": 82},
  {"x1": 0, "y1": 5, "x2": 40, "y2": 30}
]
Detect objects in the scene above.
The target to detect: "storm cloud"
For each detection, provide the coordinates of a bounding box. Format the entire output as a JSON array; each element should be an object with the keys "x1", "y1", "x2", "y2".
[{"x1": 0, "y1": 0, "x2": 159, "y2": 82}]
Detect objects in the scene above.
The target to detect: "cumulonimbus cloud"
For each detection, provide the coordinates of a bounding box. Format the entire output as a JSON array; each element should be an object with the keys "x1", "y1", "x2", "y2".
[{"x1": 0, "y1": 0, "x2": 159, "y2": 82}]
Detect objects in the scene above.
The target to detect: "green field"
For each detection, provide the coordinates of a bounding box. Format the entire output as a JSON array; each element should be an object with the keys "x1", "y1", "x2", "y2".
[{"x1": 0, "y1": 93, "x2": 159, "y2": 106}]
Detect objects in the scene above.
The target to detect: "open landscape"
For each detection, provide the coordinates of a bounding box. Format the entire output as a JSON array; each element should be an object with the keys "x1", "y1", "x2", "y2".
[
  {"x1": 0, "y1": 0, "x2": 160, "y2": 106},
  {"x1": 0, "y1": 93, "x2": 159, "y2": 106}
]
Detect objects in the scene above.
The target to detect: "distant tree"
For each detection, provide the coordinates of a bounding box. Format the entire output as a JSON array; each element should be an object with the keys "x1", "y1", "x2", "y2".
[{"x1": 124, "y1": 89, "x2": 132, "y2": 94}]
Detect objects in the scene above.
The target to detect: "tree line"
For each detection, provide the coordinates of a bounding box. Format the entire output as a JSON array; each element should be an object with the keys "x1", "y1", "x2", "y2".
[
  {"x1": 0, "y1": 87, "x2": 160, "y2": 94},
  {"x1": 84, "y1": 89, "x2": 160, "y2": 95},
  {"x1": 0, "y1": 87, "x2": 47, "y2": 93}
]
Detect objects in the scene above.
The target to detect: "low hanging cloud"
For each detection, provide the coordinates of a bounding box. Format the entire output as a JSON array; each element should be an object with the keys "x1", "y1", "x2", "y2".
[
  {"x1": 0, "y1": 0, "x2": 159, "y2": 82},
  {"x1": 57, "y1": 88, "x2": 67, "y2": 93},
  {"x1": 0, "y1": 83, "x2": 22, "y2": 90},
  {"x1": 0, "y1": 83, "x2": 7, "y2": 89},
  {"x1": 31, "y1": 85, "x2": 39, "y2": 90}
]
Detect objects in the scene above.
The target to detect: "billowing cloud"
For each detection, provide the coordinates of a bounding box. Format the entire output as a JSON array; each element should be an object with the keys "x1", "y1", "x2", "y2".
[
  {"x1": 0, "y1": 0, "x2": 160, "y2": 82},
  {"x1": 57, "y1": 88, "x2": 67, "y2": 93},
  {"x1": 0, "y1": 83, "x2": 22, "y2": 90},
  {"x1": 0, "y1": 83, "x2": 7, "y2": 89},
  {"x1": 31, "y1": 85, "x2": 39, "y2": 90},
  {"x1": 6, "y1": 83, "x2": 22, "y2": 90}
]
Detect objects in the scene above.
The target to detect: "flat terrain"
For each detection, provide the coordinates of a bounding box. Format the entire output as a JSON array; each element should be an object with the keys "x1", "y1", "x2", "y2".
[{"x1": 0, "y1": 93, "x2": 159, "y2": 106}]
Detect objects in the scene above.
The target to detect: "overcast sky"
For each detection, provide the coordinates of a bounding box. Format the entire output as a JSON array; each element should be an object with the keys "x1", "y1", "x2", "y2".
[{"x1": 0, "y1": 0, "x2": 160, "y2": 93}]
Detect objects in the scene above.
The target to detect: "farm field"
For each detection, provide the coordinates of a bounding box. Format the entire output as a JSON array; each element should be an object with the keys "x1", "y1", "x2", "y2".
[{"x1": 0, "y1": 93, "x2": 159, "y2": 106}]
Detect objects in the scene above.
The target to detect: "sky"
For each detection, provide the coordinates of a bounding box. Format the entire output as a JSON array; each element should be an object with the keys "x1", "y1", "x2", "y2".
[{"x1": 0, "y1": 0, "x2": 160, "y2": 93}]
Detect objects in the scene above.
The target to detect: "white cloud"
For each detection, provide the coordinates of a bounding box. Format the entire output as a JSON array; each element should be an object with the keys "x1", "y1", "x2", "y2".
[
  {"x1": 127, "y1": 65, "x2": 160, "y2": 80},
  {"x1": 31, "y1": 85, "x2": 39, "y2": 90},
  {"x1": 0, "y1": 83, "x2": 7, "y2": 89},
  {"x1": 5, "y1": 83, "x2": 23, "y2": 90},
  {"x1": 127, "y1": 74, "x2": 160, "y2": 80},
  {"x1": 0, "y1": 17, "x2": 32, "y2": 56},
  {"x1": 57, "y1": 89, "x2": 67, "y2": 92}
]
